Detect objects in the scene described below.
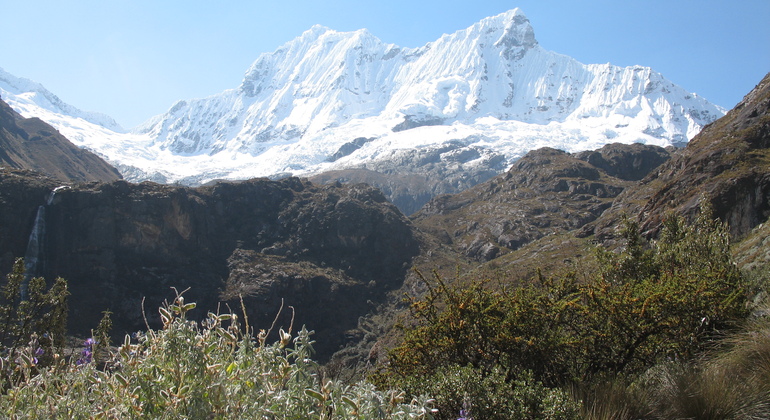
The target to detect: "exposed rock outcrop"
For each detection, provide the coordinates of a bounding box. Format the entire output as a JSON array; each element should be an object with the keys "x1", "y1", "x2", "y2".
[
  {"x1": 574, "y1": 143, "x2": 672, "y2": 181},
  {"x1": 412, "y1": 144, "x2": 671, "y2": 261},
  {"x1": 0, "y1": 173, "x2": 420, "y2": 359}
]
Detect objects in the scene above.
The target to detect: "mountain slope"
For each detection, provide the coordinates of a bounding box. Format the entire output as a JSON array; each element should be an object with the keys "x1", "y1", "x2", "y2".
[
  {"x1": 411, "y1": 72, "x2": 770, "y2": 283},
  {"x1": 0, "y1": 97, "x2": 122, "y2": 183},
  {"x1": 0, "y1": 67, "x2": 123, "y2": 132},
  {"x1": 411, "y1": 143, "x2": 671, "y2": 261},
  {"x1": 588, "y1": 72, "x2": 770, "y2": 241}
]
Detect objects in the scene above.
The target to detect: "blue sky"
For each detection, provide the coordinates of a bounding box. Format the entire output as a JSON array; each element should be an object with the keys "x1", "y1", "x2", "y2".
[{"x1": 1, "y1": 0, "x2": 768, "y2": 129}]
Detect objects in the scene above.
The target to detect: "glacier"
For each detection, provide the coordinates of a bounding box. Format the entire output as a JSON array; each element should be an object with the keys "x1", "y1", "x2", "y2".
[{"x1": 1, "y1": 8, "x2": 724, "y2": 188}]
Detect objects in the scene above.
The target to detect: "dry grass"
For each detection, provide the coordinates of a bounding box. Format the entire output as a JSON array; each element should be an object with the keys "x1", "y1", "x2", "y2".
[{"x1": 575, "y1": 302, "x2": 770, "y2": 420}]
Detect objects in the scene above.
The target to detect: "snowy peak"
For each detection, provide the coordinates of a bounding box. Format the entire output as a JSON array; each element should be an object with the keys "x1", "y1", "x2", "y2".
[
  {"x1": 1, "y1": 9, "x2": 727, "y2": 191},
  {"x1": 144, "y1": 9, "x2": 549, "y2": 155},
  {"x1": 433, "y1": 8, "x2": 537, "y2": 50},
  {"x1": 0, "y1": 67, "x2": 124, "y2": 132},
  {"x1": 239, "y1": 24, "x2": 391, "y2": 98},
  {"x1": 127, "y1": 7, "x2": 725, "y2": 177},
  {"x1": 137, "y1": 23, "x2": 406, "y2": 154},
  {"x1": 489, "y1": 8, "x2": 538, "y2": 52}
]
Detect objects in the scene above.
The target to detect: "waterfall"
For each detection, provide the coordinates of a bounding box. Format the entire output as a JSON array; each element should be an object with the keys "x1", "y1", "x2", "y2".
[
  {"x1": 21, "y1": 186, "x2": 67, "y2": 299},
  {"x1": 22, "y1": 206, "x2": 46, "y2": 300}
]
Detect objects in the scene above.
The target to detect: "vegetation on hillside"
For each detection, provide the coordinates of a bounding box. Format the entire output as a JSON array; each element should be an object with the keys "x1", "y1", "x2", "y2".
[
  {"x1": 0, "y1": 206, "x2": 766, "y2": 419},
  {"x1": 374, "y1": 207, "x2": 765, "y2": 419},
  {"x1": 0, "y1": 258, "x2": 68, "y2": 378}
]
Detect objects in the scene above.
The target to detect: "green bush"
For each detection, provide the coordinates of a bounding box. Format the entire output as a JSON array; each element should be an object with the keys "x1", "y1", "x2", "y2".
[
  {"x1": 379, "y1": 207, "x2": 749, "y2": 414},
  {"x1": 398, "y1": 364, "x2": 579, "y2": 420},
  {"x1": 0, "y1": 258, "x2": 68, "y2": 391},
  {"x1": 379, "y1": 270, "x2": 579, "y2": 386},
  {"x1": 587, "y1": 210, "x2": 747, "y2": 376}
]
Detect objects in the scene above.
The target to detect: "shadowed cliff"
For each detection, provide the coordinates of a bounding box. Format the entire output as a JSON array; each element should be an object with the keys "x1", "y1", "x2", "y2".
[{"x1": 0, "y1": 173, "x2": 420, "y2": 359}]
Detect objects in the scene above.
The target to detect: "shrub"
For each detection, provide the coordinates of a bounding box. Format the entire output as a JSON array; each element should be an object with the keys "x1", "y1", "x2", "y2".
[
  {"x1": 587, "y1": 210, "x2": 747, "y2": 375},
  {"x1": 380, "y1": 271, "x2": 579, "y2": 386},
  {"x1": 398, "y1": 364, "x2": 579, "y2": 420},
  {"x1": 0, "y1": 258, "x2": 68, "y2": 391},
  {"x1": 0, "y1": 290, "x2": 437, "y2": 419},
  {"x1": 380, "y1": 206, "x2": 749, "y2": 414}
]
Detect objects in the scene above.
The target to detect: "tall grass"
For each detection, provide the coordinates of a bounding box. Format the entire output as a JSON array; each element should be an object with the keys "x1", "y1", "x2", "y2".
[{"x1": 578, "y1": 306, "x2": 770, "y2": 420}]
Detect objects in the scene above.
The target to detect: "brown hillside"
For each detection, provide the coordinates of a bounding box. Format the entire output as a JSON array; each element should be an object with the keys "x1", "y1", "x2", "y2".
[
  {"x1": 588, "y1": 72, "x2": 770, "y2": 241},
  {"x1": 411, "y1": 144, "x2": 671, "y2": 261},
  {"x1": 0, "y1": 97, "x2": 122, "y2": 183}
]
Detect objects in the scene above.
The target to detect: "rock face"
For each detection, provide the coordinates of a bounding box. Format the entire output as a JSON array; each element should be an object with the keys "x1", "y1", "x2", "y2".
[
  {"x1": 588, "y1": 72, "x2": 770, "y2": 241},
  {"x1": 0, "y1": 173, "x2": 419, "y2": 359},
  {"x1": 574, "y1": 143, "x2": 671, "y2": 181},
  {"x1": 412, "y1": 143, "x2": 671, "y2": 261},
  {"x1": 0, "y1": 97, "x2": 122, "y2": 183}
]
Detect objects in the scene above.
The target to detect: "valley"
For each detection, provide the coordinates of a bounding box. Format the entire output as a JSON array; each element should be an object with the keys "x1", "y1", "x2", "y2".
[{"x1": 0, "y1": 7, "x2": 767, "y2": 417}]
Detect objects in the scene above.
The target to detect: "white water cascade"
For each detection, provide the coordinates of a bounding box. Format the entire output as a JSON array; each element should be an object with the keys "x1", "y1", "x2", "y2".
[
  {"x1": 22, "y1": 206, "x2": 46, "y2": 299},
  {"x1": 22, "y1": 186, "x2": 68, "y2": 299}
]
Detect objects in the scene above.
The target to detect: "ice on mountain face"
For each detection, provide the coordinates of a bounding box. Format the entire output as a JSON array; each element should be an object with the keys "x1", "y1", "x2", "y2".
[
  {"x1": 1, "y1": 9, "x2": 725, "y2": 188},
  {"x1": 136, "y1": 26, "x2": 410, "y2": 156},
  {"x1": 0, "y1": 67, "x2": 124, "y2": 133}
]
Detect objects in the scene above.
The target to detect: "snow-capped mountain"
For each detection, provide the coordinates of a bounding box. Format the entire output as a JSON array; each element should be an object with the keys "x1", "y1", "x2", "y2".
[
  {"x1": 0, "y1": 67, "x2": 123, "y2": 133},
  {"x1": 2, "y1": 8, "x2": 724, "y2": 190}
]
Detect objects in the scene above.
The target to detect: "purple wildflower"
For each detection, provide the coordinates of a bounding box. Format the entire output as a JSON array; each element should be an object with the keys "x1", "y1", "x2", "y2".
[
  {"x1": 32, "y1": 347, "x2": 44, "y2": 365},
  {"x1": 76, "y1": 338, "x2": 96, "y2": 365},
  {"x1": 458, "y1": 399, "x2": 473, "y2": 420}
]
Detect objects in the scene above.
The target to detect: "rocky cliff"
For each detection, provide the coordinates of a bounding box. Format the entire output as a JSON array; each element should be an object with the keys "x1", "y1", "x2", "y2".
[{"x1": 0, "y1": 173, "x2": 419, "y2": 359}]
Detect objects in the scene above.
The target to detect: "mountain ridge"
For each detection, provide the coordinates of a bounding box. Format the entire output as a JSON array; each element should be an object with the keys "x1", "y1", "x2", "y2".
[
  {"x1": 136, "y1": 8, "x2": 720, "y2": 156},
  {"x1": 2, "y1": 9, "x2": 725, "y2": 209},
  {"x1": 589, "y1": 72, "x2": 770, "y2": 242},
  {"x1": 0, "y1": 67, "x2": 124, "y2": 133}
]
